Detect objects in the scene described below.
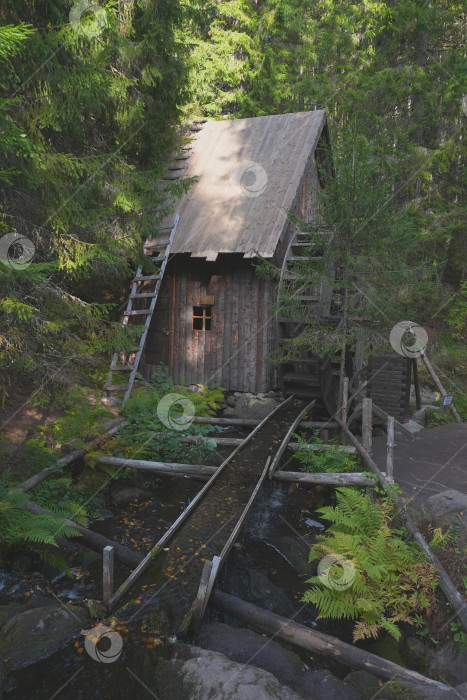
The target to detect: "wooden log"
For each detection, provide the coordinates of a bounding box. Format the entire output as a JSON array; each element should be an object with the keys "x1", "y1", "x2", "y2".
[
  {"x1": 210, "y1": 591, "x2": 451, "y2": 691},
  {"x1": 97, "y1": 456, "x2": 217, "y2": 476},
  {"x1": 193, "y1": 416, "x2": 338, "y2": 430},
  {"x1": 342, "y1": 376, "x2": 349, "y2": 425},
  {"x1": 26, "y1": 501, "x2": 143, "y2": 569},
  {"x1": 420, "y1": 350, "x2": 461, "y2": 423},
  {"x1": 273, "y1": 471, "x2": 375, "y2": 486},
  {"x1": 289, "y1": 442, "x2": 356, "y2": 454},
  {"x1": 412, "y1": 359, "x2": 422, "y2": 411},
  {"x1": 362, "y1": 398, "x2": 372, "y2": 455},
  {"x1": 103, "y1": 546, "x2": 114, "y2": 606},
  {"x1": 268, "y1": 400, "x2": 316, "y2": 479},
  {"x1": 336, "y1": 417, "x2": 467, "y2": 633},
  {"x1": 386, "y1": 416, "x2": 395, "y2": 482}
]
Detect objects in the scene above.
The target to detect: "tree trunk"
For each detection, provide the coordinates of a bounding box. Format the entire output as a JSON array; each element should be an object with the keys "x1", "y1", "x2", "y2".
[{"x1": 211, "y1": 591, "x2": 451, "y2": 691}]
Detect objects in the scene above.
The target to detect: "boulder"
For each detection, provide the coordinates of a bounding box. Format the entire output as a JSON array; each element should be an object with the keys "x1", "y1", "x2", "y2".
[
  {"x1": 404, "y1": 635, "x2": 467, "y2": 688},
  {"x1": 424, "y1": 490, "x2": 467, "y2": 527},
  {"x1": 412, "y1": 405, "x2": 440, "y2": 422},
  {"x1": 197, "y1": 624, "x2": 364, "y2": 699},
  {"x1": 429, "y1": 639, "x2": 467, "y2": 686},
  {"x1": 223, "y1": 393, "x2": 280, "y2": 420},
  {"x1": 223, "y1": 568, "x2": 295, "y2": 618},
  {"x1": 109, "y1": 478, "x2": 151, "y2": 506},
  {"x1": 343, "y1": 669, "x2": 455, "y2": 699},
  {"x1": 0, "y1": 603, "x2": 89, "y2": 670},
  {"x1": 155, "y1": 646, "x2": 305, "y2": 700},
  {"x1": 410, "y1": 384, "x2": 439, "y2": 410}
]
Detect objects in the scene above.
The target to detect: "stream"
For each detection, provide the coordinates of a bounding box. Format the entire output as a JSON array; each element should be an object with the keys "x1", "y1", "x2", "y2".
[{"x1": 0, "y1": 470, "x2": 353, "y2": 699}]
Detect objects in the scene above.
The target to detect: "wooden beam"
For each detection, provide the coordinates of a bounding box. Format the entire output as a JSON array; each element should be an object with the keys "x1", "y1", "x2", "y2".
[
  {"x1": 273, "y1": 471, "x2": 375, "y2": 486},
  {"x1": 190, "y1": 455, "x2": 273, "y2": 633},
  {"x1": 342, "y1": 376, "x2": 349, "y2": 425},
  {"x1": 412, "y1": 359, "x2": 422, "y2": 411},
  {"x1": 268, "y1": 400, "x2": 316, "y2": 479},
  {"x1": 210, "y1": 591, "x2": 451, "y2": 691},
  {"x1": 420, "y1": 350, "x2": 461, "y2": 423},
  {"x1": 362, "y1": 398, "x2": 372, "y2": 455},
  {"x1": 336, "y1": 417, "x2": 467, "y2": 633},
  {"x1": 103, "y1": 546, "x2": 114, "y2": 606},
  {"x1": 97, "y1": 456, "x2": 217, "y2": 476},
  {"x1": 193, "y1": 416, "x2": 338, "y2": 430},
  {"x1": 386, "y1": 416, "x2": 395, "y2": 482}
]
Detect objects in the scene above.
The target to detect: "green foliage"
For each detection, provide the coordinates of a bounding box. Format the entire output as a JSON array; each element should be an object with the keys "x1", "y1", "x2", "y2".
[
  {"x1": 32, "y1": 475, "x2": 103, "y2": 522},
  {"x1": 450, "y1": 620, "x2": 467, "y2": 654},
  {"x1": 94, "y1": 375, "x2": 225, "y2": 465},
  {"x1": 447, "y1": 281, "x2": 467, "y2": 341},
  {"x1": 302, "y1": 488, "x2": 438, "y2": 642},
  {"x1": 36, "y1": 386, "x2": 113, "y2": 449},
  {"x1": 293, "y1": 434, "x2": 361, "y2": 473},
  {"x1": 0, "y1": 471, "x2": 80, "y2": 554}
]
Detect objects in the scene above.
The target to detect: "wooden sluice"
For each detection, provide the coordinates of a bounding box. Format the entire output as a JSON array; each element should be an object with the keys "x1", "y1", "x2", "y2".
[{"x1": 106, "y1": 396, "x2": 311, "y2": 633}]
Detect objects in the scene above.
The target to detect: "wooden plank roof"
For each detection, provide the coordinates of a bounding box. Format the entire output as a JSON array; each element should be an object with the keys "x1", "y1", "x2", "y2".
[{"x1": 158, "y1": 110, "x2": 327, "y2": 261}]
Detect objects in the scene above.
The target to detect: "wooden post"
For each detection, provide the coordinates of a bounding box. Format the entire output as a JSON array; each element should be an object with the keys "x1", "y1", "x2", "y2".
[
  {"x1": 103, "y1": 546, "x2": 114, "y2": 606},
  {"x1": 342, "y1": 376, "x2": 349, "y2": 425},
  {"x1": 412, "y1": 359, "x2": 422, "y2": 411},
  {"x1": 362, "y1": 398, "x2": 372, "y2": 455},
  {"x1": 420, "y1": 350, "x2": 461, "y2": 423},
  {"x1": 386, "y1": 416, "x2": 395, "y2": 482}
]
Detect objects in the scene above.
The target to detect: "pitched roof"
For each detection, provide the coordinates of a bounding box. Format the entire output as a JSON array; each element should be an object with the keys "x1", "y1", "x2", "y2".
[{"x1": 159, "y1": 110, "x2": 327, "y2": 261}]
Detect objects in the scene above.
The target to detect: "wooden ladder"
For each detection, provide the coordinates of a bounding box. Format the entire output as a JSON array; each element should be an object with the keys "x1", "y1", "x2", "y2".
[{"x1": 103, "y1": 213, "x2": 179, "y2": 402}]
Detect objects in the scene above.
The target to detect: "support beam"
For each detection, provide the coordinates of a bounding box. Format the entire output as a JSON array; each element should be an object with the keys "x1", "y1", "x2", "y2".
[
  {"x1": 273, "y1": 471, "x2": 375, "y2": 486},
  {"x1": 97, "y1": 456, "x2": 217, "y2": 477},
  {"x1": 386, "y1": 416, "x2": 395, "y2": 482},
  {"x1": 193, "y1": 416, "x2": 338, "y2": 430},
  {"x1": 211, "y1": 591, "x2": 451, "y2": 692},
  {"x1": 268, "y1": 400, "x2": 316, "y2": 479},
  {"x1": 420, "y1": 350, "x2": 461, "y2": 423},
  {"x1": 362, "y1": 398, "x2": 372, "y2": 455},
  {"x1": 103, "y1": 546, "x2": 114, "y2": 606}
]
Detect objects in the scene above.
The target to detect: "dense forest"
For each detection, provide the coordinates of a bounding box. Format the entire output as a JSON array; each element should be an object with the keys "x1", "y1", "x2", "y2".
[
  {"x1": 0, "y1": 4, "x2": 467, "y2": 697},
  {"x1": 0, "y1": 0, "x2": 465, "y2": 403}
]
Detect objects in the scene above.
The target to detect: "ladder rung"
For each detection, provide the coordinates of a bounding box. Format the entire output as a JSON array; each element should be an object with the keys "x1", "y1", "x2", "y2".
[
  {"x1": 104, "y1": 384, "x2": 130, "y2": 391},
  {"x1": 130, "y1": 292, "x2": 158, "y2": 299},
  {"x1": 297, "y1": 295, "x2": 320, "y2": 301},
  {"x1": 110, "y1": 365, "x2": 134, "y2": 371},
  {"x1": 134, "y1": 274, "x2": 162, "y2": 281},
  {"x1": 125, "y1": 309, "x2": 151, "y2": 316}
]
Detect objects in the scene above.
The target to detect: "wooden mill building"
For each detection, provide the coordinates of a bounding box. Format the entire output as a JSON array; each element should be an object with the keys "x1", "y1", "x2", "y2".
[{"x1": 137, "y1": 110, "x2": 333, "y2": 397}]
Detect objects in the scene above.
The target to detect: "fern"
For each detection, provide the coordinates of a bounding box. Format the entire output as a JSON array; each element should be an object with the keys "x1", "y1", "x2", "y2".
[
  {"x1": 293, "y1": 435, "x2": 361, "y2": 474},
  {"x1": 303, "y1": 488, "x2": 438, "y2": 642}
]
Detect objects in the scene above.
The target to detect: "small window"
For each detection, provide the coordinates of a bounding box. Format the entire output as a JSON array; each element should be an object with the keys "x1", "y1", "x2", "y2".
[{"x1": 193, "y1": 305, "x2": 212, "y2": 330}]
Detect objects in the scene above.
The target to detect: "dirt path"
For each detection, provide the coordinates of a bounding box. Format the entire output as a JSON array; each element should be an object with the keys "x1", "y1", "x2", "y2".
[{"x1": 372, "y1": 422, "x2": 467, "y2": 510}]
